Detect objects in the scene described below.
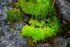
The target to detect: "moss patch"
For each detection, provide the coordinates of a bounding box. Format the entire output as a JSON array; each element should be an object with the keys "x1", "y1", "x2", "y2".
[
  {"x1": 6, "y1": 8, "x2": 22, "y2": 23},
  {"x1": 21, "y1": 16, "x2": 60, "y2": 42},
  {"x1": 17, "y1": 0, "x2": 51, "y2": 16}
]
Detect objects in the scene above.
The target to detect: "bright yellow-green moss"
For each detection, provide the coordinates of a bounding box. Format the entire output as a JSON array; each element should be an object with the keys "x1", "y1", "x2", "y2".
[
  {"x1": 17, "y1": 0, "x2": 51, "y2": 16},
  {"x1": 21, "y1": 16, "x2": 60, "y2": 42},
  {"x1": 18, "y1": 0, "x2": 60, "y2": 43}
]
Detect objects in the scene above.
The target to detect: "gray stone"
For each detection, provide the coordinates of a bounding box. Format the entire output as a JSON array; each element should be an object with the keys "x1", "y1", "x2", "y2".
[
  {"x1": 55, "y1": 0, "x2": 70, "y2": 21},
  {"x1": 53, "y1": 37, "x2": 70, "y2": 47},
  {"x1": 36, "y1": 43, "x2": 50, "y2": 47},
  {"x1": 0, "y1": 27, "x2": 27, "y2": 47},
  {"x1": 0, "y1": 0, "x2": 28, "y2": 47},
  {"x1": 13, "y1": 22, "x2": 25, "y2": 30}
]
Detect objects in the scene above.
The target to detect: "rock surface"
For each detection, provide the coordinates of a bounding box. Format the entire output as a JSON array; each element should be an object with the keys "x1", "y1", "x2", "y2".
[
  {"x1": 55, "y1": 0, "x2": 70, "y2": 21},
  {"x1": 53, "y1": 37, "x2": 70, "y2": 47},
  {"x1": 0, "y1": 0, "x2": 27, "y2": 47}
]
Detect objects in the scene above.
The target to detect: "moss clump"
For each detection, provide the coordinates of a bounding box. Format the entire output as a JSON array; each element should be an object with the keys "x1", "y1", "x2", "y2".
[
  {"x1": 18, "y1": 0, "x2": 60, "y2": 43},
  {"x1": 21, "y1": 16, "x2": 60, "y2": 42},
  {"x1": 17, "y1": 0, "x2": 51, "y2": 16},
  {"x1": 6, "y1": 8, "x2": 22, "y2": 22}
]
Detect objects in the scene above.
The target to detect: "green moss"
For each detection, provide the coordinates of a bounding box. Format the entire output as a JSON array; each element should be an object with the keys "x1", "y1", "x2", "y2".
[
  {"x1": 21, "y1": 16, "x2": 60, "y2": 42},
  {"x1": 6, "y1": 8, "x2": 22, "y2": 22},
  {"x1": 17, "y1": 0, "x2": 52, "y2": 16},
  {"x1": 18, "y1": 0, "x2": 60, "y2": 43}
]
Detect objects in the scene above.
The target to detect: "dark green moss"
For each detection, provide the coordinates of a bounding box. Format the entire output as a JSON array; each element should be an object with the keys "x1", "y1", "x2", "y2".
[{"x1": 6, "y1": 8, "x2": 22, "y2": 22}]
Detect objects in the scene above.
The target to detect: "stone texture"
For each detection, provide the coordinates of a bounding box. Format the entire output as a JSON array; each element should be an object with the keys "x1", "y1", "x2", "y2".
[
  {"x1": 53, "y1": 37, "x2": 70, "y2": 47},
  {"x1": 36, "y1": 43, "x2": 50, "y2": 47},
  {"x1": 0, "y1": 0, "x2": 27, "y2": 47},
  {"x1": 55, "y1": 0, "x2": 70, "y2": 21}
]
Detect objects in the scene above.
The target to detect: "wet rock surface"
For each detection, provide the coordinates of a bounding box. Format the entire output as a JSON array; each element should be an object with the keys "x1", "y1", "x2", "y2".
[
  {"x1": 55, "y1": 0, "x2": 70, "y2": 21},
  {"x1": 0, "y1": 0, "x2": 70, "y2": 47}
]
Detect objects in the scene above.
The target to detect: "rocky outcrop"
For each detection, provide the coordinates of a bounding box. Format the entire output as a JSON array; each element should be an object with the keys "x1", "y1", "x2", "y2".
[{"x1": 55, "y1": 0, "x2": 70, "y2": 21}]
